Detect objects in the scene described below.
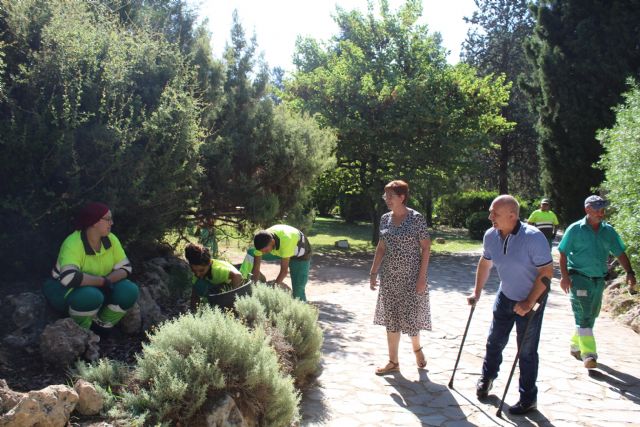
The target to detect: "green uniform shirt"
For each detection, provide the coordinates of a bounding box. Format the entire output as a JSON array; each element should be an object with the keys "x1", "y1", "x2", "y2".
[
  {"x1": 192, "y1": 259, "x2": 239, "y2": 286},
  {"x1": 527, "y1": 209, "x2": 559, "y2": 239},
  {"x1": 558, "y1": 217, "x2": 626, "y2": 277},
  {"x1": 254, "y1": 224, "x2": 309, "y2": 259},
  {"x1": 57, "y1": 231, "x2": 128, "y2": 276}
]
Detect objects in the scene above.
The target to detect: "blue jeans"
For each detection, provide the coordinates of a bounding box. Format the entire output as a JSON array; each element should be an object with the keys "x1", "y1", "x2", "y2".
[{"x1": 482, "y1": 291, "x2": 547, "y2": 404}]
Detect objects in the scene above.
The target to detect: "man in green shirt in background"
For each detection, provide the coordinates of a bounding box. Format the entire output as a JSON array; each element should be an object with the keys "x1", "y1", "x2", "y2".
[
  {"x1": 558, "y1": 195, "x2": 636, "y2": 370},
  {"x1": 527, "y1": 198, "x2": 560, "y2": 248},
  {"x1": 240, "y1": 224, "x2": 312, "y2": 301}
]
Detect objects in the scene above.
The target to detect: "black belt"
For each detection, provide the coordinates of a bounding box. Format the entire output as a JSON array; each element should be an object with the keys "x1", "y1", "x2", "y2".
[{"x1": 568, "y1": 269, "x2": 605, "y2": 281}]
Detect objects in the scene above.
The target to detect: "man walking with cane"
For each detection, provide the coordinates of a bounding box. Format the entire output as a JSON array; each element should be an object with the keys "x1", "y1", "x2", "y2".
[{"x1": 468, "y1": 195, "x2": 553, "y2": 415}]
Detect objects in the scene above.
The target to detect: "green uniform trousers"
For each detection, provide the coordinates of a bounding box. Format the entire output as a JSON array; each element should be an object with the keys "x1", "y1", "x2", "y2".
[
  {"x1": 43, "y1": 278, "x2": 139, "y2": 329},
  {"x1": 240, "y1": 250, "x2": 310, "y2": 301},
  {"x1": 569, "y1": 272, "x2": 605, "y2": 359}
]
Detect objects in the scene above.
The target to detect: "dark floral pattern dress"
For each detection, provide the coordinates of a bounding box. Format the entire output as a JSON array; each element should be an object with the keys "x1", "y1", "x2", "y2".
[{"x1": 374, "y1": 208, "x2": 432, "y2": 335}]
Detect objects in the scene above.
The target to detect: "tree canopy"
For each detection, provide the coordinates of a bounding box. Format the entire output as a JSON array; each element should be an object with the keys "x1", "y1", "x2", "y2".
[
  {"x1": 598, "y1": 79, "x2": 640, "y2": 271},
  {"x1": 0, "y1": 0, "x2": 334, "y2": 279},
  {"x1": 288, "y1": 0, "x2": 511, "y2": 239},
  {"x1": 526, "y1": 0, "x2": 640, "y2": 222},
  {"x1": 461, "y1": 0, "x2": 539, "y2": 197}
]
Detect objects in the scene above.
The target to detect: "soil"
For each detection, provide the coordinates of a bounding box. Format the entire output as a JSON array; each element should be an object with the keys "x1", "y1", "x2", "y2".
[{"x1": 0, "y1": 275, "x2": 152, "y2": 392}]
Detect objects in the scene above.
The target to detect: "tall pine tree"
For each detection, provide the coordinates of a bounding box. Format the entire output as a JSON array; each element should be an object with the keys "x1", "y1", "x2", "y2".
[
  {"x1": 461, "y1": 0, "x2": 538, "y2": 197},
  {"x1": 526, "y1": 0, "x2": 640, "y2": 222}
]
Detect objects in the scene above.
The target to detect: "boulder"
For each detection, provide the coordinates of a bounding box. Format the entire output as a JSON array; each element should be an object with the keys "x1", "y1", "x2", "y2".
[
  {"x1": 435, "y1": 237, "x2": 446, "y2": 244},
  {"x1": 138, "y1": 287, "x2": 166, "y2": 331},
  {"x1": 0, "y1": 380, "x2": 25, "y2": 414},
  {"x1": 0, "y1": 384, "x2": 78, "y2": 427},
  {"x1": 5, "y1": 293, "x2": 46, "y2": 330},
  {"x1": 119, "y1": 302, "x2": 142, "y2": 335},
  {"x1": 73, "y1": 379, "x2": 103, "y2": 416},
  {"x1": 205, "y1": 394, "x2": 256, "y2": 427},
  {"x1": 334, "y1": 240, "x2": 349, "y2": 249},
  {"x1": 2, "y1": 292, "x2": 55, "y2": 353},
  {"x1": 39, "y1": 318, "x2": 100, "y2": 367}
]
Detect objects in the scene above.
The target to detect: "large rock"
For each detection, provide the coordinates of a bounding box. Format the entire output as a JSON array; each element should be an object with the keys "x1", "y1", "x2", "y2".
[
  {"x1": 0, "y1": 380, "x2": 25, "y2": 414},
  {"x1": 6, "y1": 293, "x2": 46, "y2": 330},
  {"x1": 73, "y1": 379, "x2": 103, "y2": 416},
  {"x1": 137, "y1": 286, "x2": 165, "y2": 331},
  {"x1": 119, "y1": 302, "x2": 142, "y2": 335},
  {"x1": 205, "y1": 394, "x2": 256, "y2": 427},
  {"x1": 0, "y1": 384, "x2": 78, "y2": 427},
  {"x1": 2, "y1": 292, "x2": 56, "y2": 353},
  {"x1": 39, "y1": 318, "x2": 101, "y2": 367},
  {"x1": 603, "y1": 277, "x2": 640, "y2": 334}
]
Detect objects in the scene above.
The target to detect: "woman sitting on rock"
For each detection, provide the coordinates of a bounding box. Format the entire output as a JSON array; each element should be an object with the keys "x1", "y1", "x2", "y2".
[{"x1": 43, "y1": 202, "x2": 139, "y2": 331}]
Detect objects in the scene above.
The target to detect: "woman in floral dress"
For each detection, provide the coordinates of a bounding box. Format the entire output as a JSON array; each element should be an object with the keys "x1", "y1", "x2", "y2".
[{"x1": 369, "y1": 180, "x2": 432, "y2": 375}]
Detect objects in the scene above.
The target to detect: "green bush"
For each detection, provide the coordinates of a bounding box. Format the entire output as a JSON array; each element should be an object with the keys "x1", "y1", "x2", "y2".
[
  {"x1": 235, "y1": 284, "x2": 323, "y2": 388},
  {"x1": 72, "y1": 359, "x2": 131, "y2": 416},
  {"x1": 435, "y1": 191, "x2": 498, "y2": 227},
  {"x1": 598, "y1": 79, "x2": 640, "y2": 272},
  {"x1": 0, "y1": 0, "x2": 203, "y2": 279},
  {"x1": 120, "y1": 306, "x2": 299, "y2": 426},
  {"x1": 466, "y1": 212, "x2": 492, "y2": 240},
  {"x1": 338, "y1": 193, "x2": 371, "y2": 223}
]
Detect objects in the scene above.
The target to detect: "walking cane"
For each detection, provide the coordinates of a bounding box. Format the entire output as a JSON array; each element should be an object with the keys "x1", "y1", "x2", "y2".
[
  {"x1": 496, "y1": 276, "x2": 551, "y2": 418},
  {"x1": 448, "y1": 298, "x2": 476, "y2": 389}
]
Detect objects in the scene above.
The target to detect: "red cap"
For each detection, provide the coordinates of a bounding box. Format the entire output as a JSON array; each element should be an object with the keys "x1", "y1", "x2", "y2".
[{"x1": 75, "y1": 202, "x2": 109, "y2": 230}]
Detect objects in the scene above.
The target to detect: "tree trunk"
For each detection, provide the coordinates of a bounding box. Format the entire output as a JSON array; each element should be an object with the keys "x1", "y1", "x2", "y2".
[
  {"x1": 371, "y1": 207, "x2": 380, "y2": 245},
  {"x1": 498, "y1": 136, "x2": 509, "y2": 194},
  {"x1": 425, "y1": 190, "x2": 433, "y2": 227}
]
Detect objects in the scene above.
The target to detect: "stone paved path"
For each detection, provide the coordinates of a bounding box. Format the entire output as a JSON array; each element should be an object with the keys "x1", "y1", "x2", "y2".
[{"x1": 296, "y1": 252, "x2": 640, "y2": 427}]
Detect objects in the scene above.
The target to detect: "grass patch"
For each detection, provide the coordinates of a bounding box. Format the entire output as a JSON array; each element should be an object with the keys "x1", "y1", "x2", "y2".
[
  {"x1": 307, "y1": 217, "x2": 375, "y2": 255},
  {"x1": 168, "y1": 217, "x2": 482, "y2": 262},
  {"x1": 308, "y1": 217, "x2": 482, "y2": 255},
  {"x1": 430, "y1": 226, "x2": 483, "y2": 254}
]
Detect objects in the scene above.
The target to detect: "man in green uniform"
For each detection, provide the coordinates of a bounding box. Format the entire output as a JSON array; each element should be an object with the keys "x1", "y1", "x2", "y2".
[
  {"x1": 239, "y1": 224, "x2": 312, "y2": 301},
  {"x1": 558, "y1": 195, "x2": 636, "y2": 369},
  {"x1": 527, "y1": 198, "x2": 560, "y2": 248},
  {"x1": 185, "y1": 243, "x2": 243, "y2": 310}
]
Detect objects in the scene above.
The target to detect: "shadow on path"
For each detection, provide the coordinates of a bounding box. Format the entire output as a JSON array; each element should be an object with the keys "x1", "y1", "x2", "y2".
[
  {"x1": 589, "y1": 363, "x2": 640, "y2": 404},
  {"x1": 382, "y1": 370, "x2": 477, "y2": 426},
  {"x1": 477, "y1": 394, "x2": 554, "y2": 426},
  {"x1": 424, "y1": 253, "x2": 500, "y2": 296}
]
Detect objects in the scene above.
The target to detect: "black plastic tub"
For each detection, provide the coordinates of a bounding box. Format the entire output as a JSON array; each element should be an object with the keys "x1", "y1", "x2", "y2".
[{"x1": 207, "y1": 281, "x2": 253, "y2": 310}]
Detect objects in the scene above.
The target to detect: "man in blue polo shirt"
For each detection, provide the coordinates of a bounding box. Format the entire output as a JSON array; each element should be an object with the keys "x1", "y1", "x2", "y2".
[
  {"x1": 558, "y1": 195, "x2": 636, "y2": 370},
  {"x1": 468, "y1": 195, "x2": 553, "y2": 415}
]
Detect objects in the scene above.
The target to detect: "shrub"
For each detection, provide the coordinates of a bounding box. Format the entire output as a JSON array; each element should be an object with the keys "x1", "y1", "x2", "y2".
[
  {"x1": 73, "y1": 358, "x2": 130, "y2": 390},
  {"x1": 0, "y1": 0, "x2": 203, "y2": 280},
  {"x1": 338, "y1": 193, "x2": 371, "y2": 223},
  {"x1": 73, "y1": 358, "x2": 132, "y2": 414},
  {"x1": 598, "y1": 79, "x2": 640, "y2": 271},
  {"x1": 435, "y1": 191, "x2": 498, "y2": 227},
  {"x1": 235, "y1": 284, "x2": 323, "y2": 388},
  {"x1": 120, "y1": 306, "x2": 299, "y2": 426},
  {"x1": 466, "y1": 212, "x2": 492, "y2": 240}
]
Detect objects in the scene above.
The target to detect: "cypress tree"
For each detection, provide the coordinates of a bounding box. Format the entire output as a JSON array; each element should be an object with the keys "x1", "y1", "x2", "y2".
[{"x1": 526, "y1": 0, "x2": 640, "y2": 222}]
